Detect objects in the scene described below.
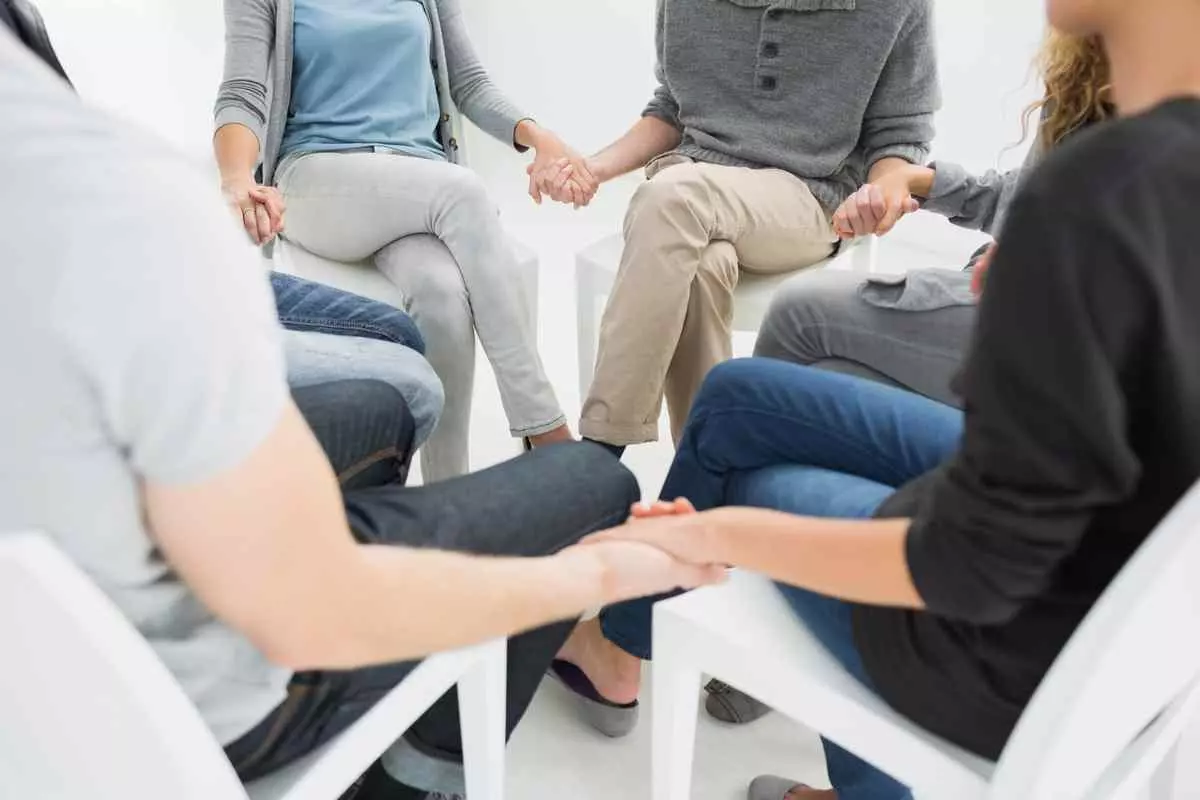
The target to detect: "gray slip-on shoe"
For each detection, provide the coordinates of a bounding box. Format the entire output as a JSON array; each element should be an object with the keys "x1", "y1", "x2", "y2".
[
  {"x1": 705, "y1": 679, "x2": 773, "y2": 725},
  {"x1": 550, "y1": 659, "x2": 639, "y2": 738},
  {"x1": 748, "y1": 775, "x2": 810, "y2": 800}
]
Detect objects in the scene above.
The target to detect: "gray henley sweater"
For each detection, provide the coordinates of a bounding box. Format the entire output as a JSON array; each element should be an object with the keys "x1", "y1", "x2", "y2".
[{"x1": 647, "y1": 0, "x2": 941, "y2": 213}]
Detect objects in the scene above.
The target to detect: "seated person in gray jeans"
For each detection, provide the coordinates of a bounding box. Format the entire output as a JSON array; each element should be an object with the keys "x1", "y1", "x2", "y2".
[
  {"x1": 0, "y1": 37, "x2": 721, "y2": 800},
  {"x1": 710, "y1": 31, "x2": 1115, "y2": 726}
]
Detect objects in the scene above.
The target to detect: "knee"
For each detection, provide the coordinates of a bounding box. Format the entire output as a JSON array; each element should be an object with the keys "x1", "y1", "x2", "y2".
[
  {"x1": 434, "y1": 166, "x2": 495, "y2": 220},
  {"x1": 755, "y1": 272, "x2": 851, "y2": 360},
  {"x1": 624, "y1": 163, "x2": 712, "y2": 237},
  {"x1": 693, "y1": 359, "x2": 764, "y2": 415}
]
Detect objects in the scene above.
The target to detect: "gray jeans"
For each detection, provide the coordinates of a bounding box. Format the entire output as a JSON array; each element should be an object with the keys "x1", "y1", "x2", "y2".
[
  {"x1": 277, "y1": 151, "x2": 565, "y2": 453},
  {"x1": 754, "y1": 268, "x2": 978, "y2": 408}
]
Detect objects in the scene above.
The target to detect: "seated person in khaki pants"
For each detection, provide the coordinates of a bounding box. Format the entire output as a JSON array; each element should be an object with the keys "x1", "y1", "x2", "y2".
[{"x1": 539, "y1": 0, "x2": 940, "y2": 453}]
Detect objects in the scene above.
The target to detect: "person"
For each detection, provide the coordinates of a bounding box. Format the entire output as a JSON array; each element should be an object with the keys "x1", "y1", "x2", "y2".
[
  {"x1": 0, "y1": 0, "x2": 446, "y2": 452},
  {"x1": 272, "y1": 271, "x2": 445, "y2": 449},
  {"x1": 754, "y1": 32, "x2": 1113, "y2": 409},
  {"x1": 705, "y1": 31, "x2": 1115, "y2": 730},
  {"x1": 0, "y1": 33, "x2": 724, "y2": 800},
  {"x1": 215, "y1": 0, "x2": 592, "y2": 480},
  {"x1": 551, "y1": 0, "x2": 1200, "y2": 795},
  {"x1": 541, "y1": 0, "x2": 939, "y2": 454}
]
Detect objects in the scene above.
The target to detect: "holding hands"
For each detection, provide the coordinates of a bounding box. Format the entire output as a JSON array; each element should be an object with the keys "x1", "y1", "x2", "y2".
[
  {"x1": 515, "y1": 120, "x2": 600, "y2": 209},
  {"x1": 832, "y1": 162, "x2": 933, "y2": 239},
  {"x1": 222, "y1": 177, "x2": 286, "y2": 245}
]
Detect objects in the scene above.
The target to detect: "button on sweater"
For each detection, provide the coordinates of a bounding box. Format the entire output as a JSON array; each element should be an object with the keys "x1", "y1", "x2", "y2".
[{"x1": 645, "y1": 0, "x2": 940, "y2": 212}]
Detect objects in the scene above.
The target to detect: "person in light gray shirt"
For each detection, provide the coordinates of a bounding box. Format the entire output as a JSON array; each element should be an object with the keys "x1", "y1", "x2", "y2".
[{"x1": 0, "y1": 31, "x2": 720, "y2": 799}]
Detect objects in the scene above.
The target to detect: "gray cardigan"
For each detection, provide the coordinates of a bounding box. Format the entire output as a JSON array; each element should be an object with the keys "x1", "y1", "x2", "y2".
[{"x1": 214, "y1": 0, "x2": 526, "y2": 187}]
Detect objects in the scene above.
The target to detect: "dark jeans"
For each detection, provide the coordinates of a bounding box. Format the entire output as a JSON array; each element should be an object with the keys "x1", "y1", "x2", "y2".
[
  {"x1": 271, "y1": 271, "x2": 425, "y2": 354},
  {"x1": 292, "y1": 380, "x2": 417, "y2": 490},
  {"x1": 599, "y1": 358, "x2": 963, "y2": 800},
  {"x1": 225, "y1": 387, "x2": 639, "y2": 793}
]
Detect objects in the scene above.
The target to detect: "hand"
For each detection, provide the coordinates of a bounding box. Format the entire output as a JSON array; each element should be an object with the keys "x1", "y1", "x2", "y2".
[
  {"x1": 524, "y1": 129, "x2": 599, "y2": 208},
  {"x1": 584, "y1": 506, "x2": 726, "y2": 568},
  {"x1": 971, "y1": 242, "x2": 997, "y2": 297},
  {"x1": 222, "y1": 177, "x2": 286, "y2": 245},
  {"x1": 832, "y1": 169, "x2": 922, "y2": 239},
  {"x1": 629, "y1": 497, "x2": 697, "y2": 521},
  {"x1": 564, "y1": 538, "x2": 726, "y2": 606}
]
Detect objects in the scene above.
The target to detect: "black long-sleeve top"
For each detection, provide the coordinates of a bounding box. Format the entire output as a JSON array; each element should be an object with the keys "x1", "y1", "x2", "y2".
[{"x1": 853, "y1": 97, "x2": 1200, "y2": 760}]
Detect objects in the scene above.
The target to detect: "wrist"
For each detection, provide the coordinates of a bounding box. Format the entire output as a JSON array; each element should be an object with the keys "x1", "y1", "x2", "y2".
[
  {"x1": 548, "y1": 547, "x2": 612, "y2": 609},
  {"x1": 587, "y1": 153, "x2": 617, "y2": 184},
  {"x1": 220, "y1": 172, "x2": 255, "y2": 191},
  {"x1": 514, "y1": 118, "x2": 549, "y2": 151},
  {"x1": 906, "y1": 165, "x2": 935, "y2": 199}
]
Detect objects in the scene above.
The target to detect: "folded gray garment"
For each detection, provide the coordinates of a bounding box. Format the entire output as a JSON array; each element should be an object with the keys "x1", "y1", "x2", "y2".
[{"x1": 859, "y1": 267, "x2": 978, "y2": 312}]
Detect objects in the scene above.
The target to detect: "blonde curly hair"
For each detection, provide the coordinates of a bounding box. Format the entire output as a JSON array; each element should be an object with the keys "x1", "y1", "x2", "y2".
[{"x1": 1026, "y1": 31, "x2": 1115, "y2": 149}]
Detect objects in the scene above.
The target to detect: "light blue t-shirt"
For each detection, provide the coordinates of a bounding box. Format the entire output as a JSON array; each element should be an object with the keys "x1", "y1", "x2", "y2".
[{"x1": 280, "y1": 0, "x2": 445, "y2": 161}]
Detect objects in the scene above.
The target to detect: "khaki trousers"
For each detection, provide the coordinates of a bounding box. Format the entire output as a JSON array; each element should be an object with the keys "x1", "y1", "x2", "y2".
[{"x1": 580, "y1": 156, "x2": 836, "y2": 446}]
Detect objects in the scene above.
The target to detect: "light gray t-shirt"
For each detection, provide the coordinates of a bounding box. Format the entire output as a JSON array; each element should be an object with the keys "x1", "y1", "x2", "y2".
[{"x1": 0, "y1": 32, "x2": 291, "y2": 744}]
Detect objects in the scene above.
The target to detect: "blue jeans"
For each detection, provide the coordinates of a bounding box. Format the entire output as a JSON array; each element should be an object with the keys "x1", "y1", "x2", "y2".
[
  {"x1": 271, "y1": 272, "x2": 445, "y2": 446},
  {"x1": 600, "y1": 358, "x2": 964, "y2": 800},
  {"x1": 271, "y1": 271, "x2": 424, "y2": 352}
]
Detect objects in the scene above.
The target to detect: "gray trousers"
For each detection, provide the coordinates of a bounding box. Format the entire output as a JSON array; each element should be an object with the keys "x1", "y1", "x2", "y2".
[
  {"x1": 277, "y1": 151, "x2": 566, "y2": 481},
  {"x1": 754, "y1": 268, "x2": 978, "y2": 408}
]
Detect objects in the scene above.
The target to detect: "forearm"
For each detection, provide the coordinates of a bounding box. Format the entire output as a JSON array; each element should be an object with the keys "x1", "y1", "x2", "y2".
[
  {"x1": 868, "y1": 156, "x2": 932, "y2": 195},
  {"x1": 703, "y1": 508, "x2": 924, "y2": 608},
  {"x1": 590, "y1": 116, "x2": 682, "y2": 183},
  {"x1": 214, "y1": 123, "x2": 261, "y2": 186},
  {"x1": 270, "y1": 544, "x2": 607, "y2": 670}
]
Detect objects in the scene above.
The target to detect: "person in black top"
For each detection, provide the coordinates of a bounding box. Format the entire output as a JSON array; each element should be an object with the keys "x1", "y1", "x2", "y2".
[{"x1": 550, "y1": 0, "x2": 1200, "y2": 797}]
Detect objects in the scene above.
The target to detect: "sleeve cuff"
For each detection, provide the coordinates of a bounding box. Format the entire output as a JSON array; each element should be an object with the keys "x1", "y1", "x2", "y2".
[
  {"x1": 214, "y1": 105, "x2": 265, "y2": 151},
  {"x1": 867, "y1": 144, "x2": 929, "y2": 172},
  {"x1": 921, "y1": 159, "x2": 971, "y2": 215}
]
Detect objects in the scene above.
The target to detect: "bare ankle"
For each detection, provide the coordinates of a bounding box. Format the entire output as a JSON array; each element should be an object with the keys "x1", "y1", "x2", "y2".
[{"x1": 527, "y1": 425, "x2": 574, "y2": 448}]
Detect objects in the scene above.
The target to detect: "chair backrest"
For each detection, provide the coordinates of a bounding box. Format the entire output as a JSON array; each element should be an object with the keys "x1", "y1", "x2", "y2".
[
  {"x1": 0, "y1": 532, "x2": 248, "y2": 799},
  {"x1": 989, "y1": 481, "x2": 1200, "y2": 799}
]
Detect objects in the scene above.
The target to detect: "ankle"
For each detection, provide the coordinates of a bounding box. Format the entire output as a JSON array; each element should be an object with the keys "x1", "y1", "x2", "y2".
[{"x1": 527, "y1": 425, "x2": 574, "y2": 448}]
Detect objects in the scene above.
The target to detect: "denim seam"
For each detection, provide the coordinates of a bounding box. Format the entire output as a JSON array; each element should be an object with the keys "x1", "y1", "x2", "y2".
[{"x1": 278, "y1": 316, "x2": 410, "y2": 346}]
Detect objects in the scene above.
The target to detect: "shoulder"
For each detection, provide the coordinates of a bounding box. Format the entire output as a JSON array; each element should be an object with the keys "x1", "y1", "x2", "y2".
[{"x1": 1021, "y1": 100, "x2": 1200, "y2": 220}]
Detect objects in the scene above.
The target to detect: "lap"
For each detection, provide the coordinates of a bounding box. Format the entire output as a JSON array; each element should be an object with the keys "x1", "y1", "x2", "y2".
[
  {"x1": 640, "y1": 159, "x2": 835, "y2": 272},
  {"x1": 277, "y1": 153, "x2": 488, "y2": 262},
  {"x1": 685, "y1": 358, "x2": 964, "y2": 489},
  {"x1": 756, "y1": 268, "x2": 976, "y2": 408}
]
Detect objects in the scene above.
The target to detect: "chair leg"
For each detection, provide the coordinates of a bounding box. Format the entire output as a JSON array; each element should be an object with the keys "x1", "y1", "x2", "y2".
[
  {"x1": 576, "y1": 260, "x2": 600, "y2": 402},
  {"x1": 1149, "y1": 742, "x2": 1178, "y2": 800},
  {"x1": 652, "y1": 636, "x2": 703, "y2": 800},
  {"x1": 458, "y1": 640, "x2": 507, "y2": 800}
]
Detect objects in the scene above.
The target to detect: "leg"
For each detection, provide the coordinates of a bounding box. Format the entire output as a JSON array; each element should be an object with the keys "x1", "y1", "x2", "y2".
[
  {"x1": 375, "y1": 235, "x2": 475, "y2": 481},
  {"x1": 652, "y1": 617, "x2": 705, "y2": 800},
  {"x1": 581, "y1": 161, "x2": 835, "y2": 447},
  {"x1": 733, "y1": 468, "x2": 912, "y2": 800},
  {"x1": 755, "y1": 269, "x2": 977, "y2": 408},
  {"x1": 457, "y1": 640, "x2": 506, "y2": 800},
  {"x1": 226, "y1": 443, "x2": 640, "y2": 791},
  {"x1": 270, "y1": 271, "x2": 426, "y2": 353},
  {"x1": 664, "y1": 240, "x2": 738, "y2": 444},
  {"x1": 291, "y1": 380, "x2": 417, "y2": 490},
  {"x1": 578, "y1": 360, "x2": 961, "y2": 703},
  {"x1": 285, "y1": 330, "x2": 445, "y2": 449},
  {"x1": 280, "y1": 154, "x2": 565, "y2": 440}
]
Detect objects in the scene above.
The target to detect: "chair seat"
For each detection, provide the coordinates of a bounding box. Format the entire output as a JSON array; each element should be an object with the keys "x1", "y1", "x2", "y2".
[{"x1": 657, "y1": 571, "x2": 995, "y2": 799}]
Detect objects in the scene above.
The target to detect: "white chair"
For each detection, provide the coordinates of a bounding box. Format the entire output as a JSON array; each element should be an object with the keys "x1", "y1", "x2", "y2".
[
  {"x1": 574, "y1": 234, "x2": 879, "y2": 399},
  {"x1": 271, "y1": 236, "x2": 540, "y2": 332},
  {"x1": 651, "y1": 480, "x2": 1200, "y2": 800},
  {"x1": 0, "y1": 532, "x2": 508, "y2": 800}
]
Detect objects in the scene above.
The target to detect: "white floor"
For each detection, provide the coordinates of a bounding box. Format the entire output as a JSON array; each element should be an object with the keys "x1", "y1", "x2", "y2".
[{"x1": 406, "y1": 205, "x2": 984, "y2": 799}]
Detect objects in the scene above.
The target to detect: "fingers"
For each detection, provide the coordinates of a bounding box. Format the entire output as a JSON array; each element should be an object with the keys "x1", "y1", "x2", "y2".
[
  {"x1": 254, "y1": 203, "x2": 274, "y2": 244},
  {"x1": 676, "y1": 562, "x2": 729, "y2": 590},
  {"x1": 529, "y1": 167, "x2": 543, "y2": 205},
  {"x1": 250, "y1": 187, "x2": 286, "y2": 233},
  {"x1": 239, "y1": 204, "x2": 260, "y2": 242},
  {"x1": 629, "y1": 498, "x2": 696, "y2": 519}
]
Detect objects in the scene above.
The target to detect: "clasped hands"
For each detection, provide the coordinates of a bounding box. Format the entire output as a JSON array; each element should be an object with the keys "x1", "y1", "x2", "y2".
[{"x1": 525, "y1": 132, "x2": 600, "y2": 209}]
